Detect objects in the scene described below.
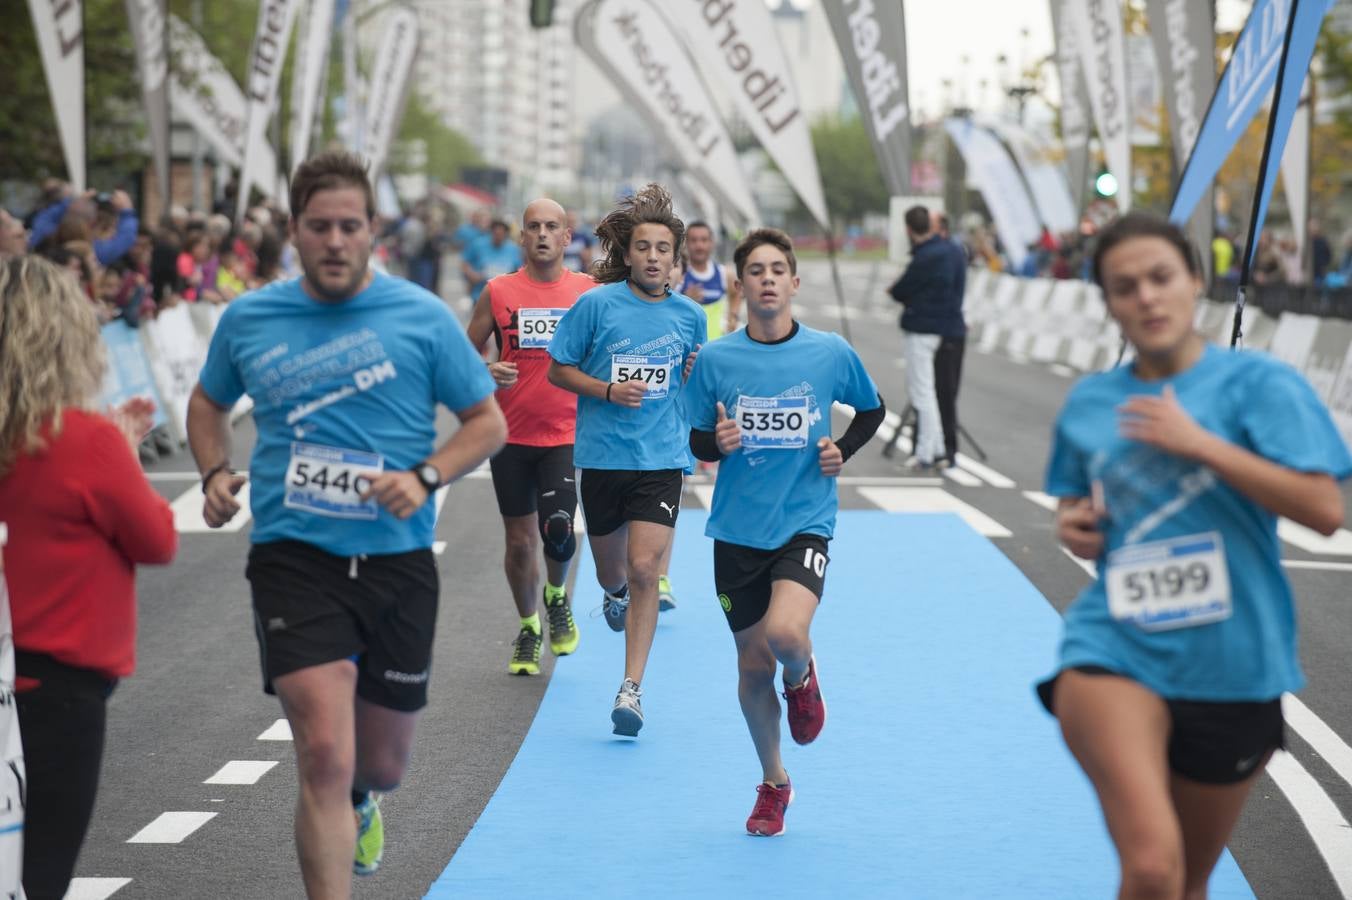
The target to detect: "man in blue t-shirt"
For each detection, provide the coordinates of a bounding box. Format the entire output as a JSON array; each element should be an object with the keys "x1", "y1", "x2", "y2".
[
  {"x1": 685, "y1": 228, "x2": 884, "y2": 838},
  {"x1": 562, "y1": 210, "x2": 595, "y2": 274},
  {"x1": 185, "y1": 152, "x2": 506, "y2": 894},
  {"x1": 547, "y1": 184, "x2": 706, "y2": 738},
  {"x1": 462, "y1": 219, "x2": 523, "y2": 301}
]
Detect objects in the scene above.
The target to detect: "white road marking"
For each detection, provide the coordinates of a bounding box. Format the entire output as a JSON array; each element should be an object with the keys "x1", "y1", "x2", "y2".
[
  {"x1": 203, "y1": 760, "x2": 279, "y2": 785},
  {"x1": 1022, "y1": 491, "x2": 1057, "y2": 512},
  {"x1": 257, "y1": 719, "x2": 293, "y2": 741},
  {"x1": 143, "y1": 472, "x2": 201, "y2": 482},
  {"x1": 691, "y1": 484, "x2": 716, "y2": 511},
  {"x1": 955, "y1": 453, "x2": 1016, "y2": 488},
  {"x1": 1049, "y1": 363, "x2": 1077, "y2": 378},
  {"x1": 857, "y1": 487, "x2": 1012, "y2": 537},
  {"x1": 1061, "y1": 548, "x2": 1097, "y2": 578},
  {"x1": 434, "y1": 485, "x2": 449, "y2": 520},
  {"x1": 433, "y1": 541, "x2": 447, "y2": 556},
  {"x1": 1283, "y1": 694, "x2": 1352, "y2": 793},
  {"x1": 1278, "y1": 520, "x2": 1352, "y2": 556},
  {"x1": 1264, "y1": 751, "x2": 1352, "y2": 898},
  {"x1": 171, "y1": 483, "x2": 252, "y2": 533},
  {"x1": 1282, "y1": 560, "x2": 1352, "y2": 572},
  {"x1": 126, "y1": 812, "x2": 217, "y2": 844},
  {"x1": 942, "y1": 466, "x2": 983, "y2": 487},
  {"x1": 65, "y1": 878, "x2": 132, "y2": 899}
]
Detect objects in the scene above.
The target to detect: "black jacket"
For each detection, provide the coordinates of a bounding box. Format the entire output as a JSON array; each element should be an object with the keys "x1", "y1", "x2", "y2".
[{"x1": 888, "y1": 236, "x2": 967, "y2": 338}]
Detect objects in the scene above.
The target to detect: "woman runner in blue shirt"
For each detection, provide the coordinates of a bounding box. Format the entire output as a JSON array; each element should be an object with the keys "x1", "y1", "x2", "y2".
[{"x1": 1037, "y1": 213, "x2": 1350, "y2": 899}]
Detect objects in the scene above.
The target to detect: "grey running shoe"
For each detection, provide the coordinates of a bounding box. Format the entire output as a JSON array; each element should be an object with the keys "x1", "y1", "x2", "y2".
[
  {"x1": 611, "y1": 678, "x2": 643, "y2": 736},
  {"x1": 602, "y1": 589, "x2": 629, "y2": 632}
]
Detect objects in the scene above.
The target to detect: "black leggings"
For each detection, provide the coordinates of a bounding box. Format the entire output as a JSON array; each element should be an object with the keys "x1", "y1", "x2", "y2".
[
  {"x1": 934, "y1": 336, "x2": 966, "y2": 462},
  {"x1": 16, "y1": 653, "x2": 115, "y2": 900}
]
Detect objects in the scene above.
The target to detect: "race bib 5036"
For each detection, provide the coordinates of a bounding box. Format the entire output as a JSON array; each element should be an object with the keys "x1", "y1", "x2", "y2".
[{"x1": 517, "y1": 308, "x2": 564, "y2": 349}]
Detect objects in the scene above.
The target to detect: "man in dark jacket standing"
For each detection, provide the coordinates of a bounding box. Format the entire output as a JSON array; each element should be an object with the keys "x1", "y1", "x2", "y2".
[{"x1": 888, "y1": 206, "x2": 966, "y2": 469}]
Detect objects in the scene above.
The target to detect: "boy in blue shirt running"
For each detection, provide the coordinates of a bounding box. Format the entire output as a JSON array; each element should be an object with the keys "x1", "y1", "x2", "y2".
[{"x1": 685, "y1": 228, "x2": 885, "y2": 836}]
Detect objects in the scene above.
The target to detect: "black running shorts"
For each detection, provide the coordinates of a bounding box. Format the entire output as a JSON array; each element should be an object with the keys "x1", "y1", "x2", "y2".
[
  {"x1": 1037, "y1": 666, "x2": 1285, "y2": 784},
  {"x1": 246, "y1": 540, "x2": 439, "y2": 712},
  {"x1": 577, "y1": 468, "x2": 683, "y2": 536},
  {"x1": 489, "y1": 443, "x2": 575, "y2": 517},
  {"x1": 713, "y1": 534, "x2": 830, "y2": 633}
]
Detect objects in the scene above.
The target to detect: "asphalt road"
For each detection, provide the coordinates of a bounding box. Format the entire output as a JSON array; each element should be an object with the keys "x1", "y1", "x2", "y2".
[{"x1": 63, "y1": 259, "x2": 1352, "y2": 900}]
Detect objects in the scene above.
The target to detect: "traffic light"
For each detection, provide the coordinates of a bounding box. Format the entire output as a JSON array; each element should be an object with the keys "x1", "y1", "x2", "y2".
[
  {"x1": 529, "y1": 0, "x2": 555, "y2": 28},
  {"x1": 1094, "y1": 169, "x2": 1119, "y2": 199}
]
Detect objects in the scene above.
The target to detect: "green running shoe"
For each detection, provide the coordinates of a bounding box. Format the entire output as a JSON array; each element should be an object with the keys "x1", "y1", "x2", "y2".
[
  {"x1": 508, "y1": 626, "x2": 542, "y2": 676},
  {"x1": 544, "y1": 589, "x2": 580, "y2": 656},
  {"x1": 353, "y1": 793, "x2": 383, "y2": 875},
  {"x1": 658, "y1": 574, "x2": 677, "y2": 612}
]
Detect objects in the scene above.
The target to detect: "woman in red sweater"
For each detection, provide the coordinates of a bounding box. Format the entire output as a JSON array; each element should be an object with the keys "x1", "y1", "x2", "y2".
[{"x1": 0, "y1": 255, "x2": 177, "y2": 900}]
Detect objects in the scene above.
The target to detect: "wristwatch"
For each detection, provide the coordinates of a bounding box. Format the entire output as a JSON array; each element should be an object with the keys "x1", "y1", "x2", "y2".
[{"x1": 412, "y1": 462, "x2": 441, "y2": 495}]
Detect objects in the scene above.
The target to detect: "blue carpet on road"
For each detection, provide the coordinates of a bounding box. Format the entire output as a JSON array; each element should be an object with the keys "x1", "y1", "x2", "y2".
[{"x1": 426, "y1": 510, "x2": 1254, "y2": 899}]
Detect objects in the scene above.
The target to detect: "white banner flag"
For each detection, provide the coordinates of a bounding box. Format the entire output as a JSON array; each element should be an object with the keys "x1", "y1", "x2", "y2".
[
  {"x1": 1070, "y1": 0, "x2": 1131, "y2": 212},
  {"x1": 168, "y1": 16, "x2": 278, "y2": 193},
  {"x1": 361, "y1": 6, "x2": 418, "y2": 182},
  {"x1": 26, "y1": 0, "x2": 85, "y2": 191},
  {"x1": 575, "y1": 0, "x2": 759, "y2": 225},
  {"x1": 238, "y1": 0, "x2": 302, "y2": 221},
  {"x1": 290, "y1": 0, "x2": 335, "y2": 174},
  {"x1": 981, "y1": 118, "x2": 1078, "y2": 236},
  {"x1": 662, "y1": 0, "x2": 829, "y2": 227},
  {"x1": 944, "y1": 118, "x2": 1042, "y2": 271},
  {"x1": 1050, "y1": 0, "x2": 1092, "y2": 213},
  {"x1": 1280, "y1": 82, "x2": 1311, "y2": 264},
  {"x1": 125, "y1": 0, "x2": 171, "y2": 208}
]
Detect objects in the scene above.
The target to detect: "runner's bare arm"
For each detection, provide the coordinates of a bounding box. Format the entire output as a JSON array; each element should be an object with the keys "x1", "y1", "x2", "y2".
[
  {"x1": 464, "y1": 282, "x2": 496, "y2": 352},
  {"x1": 186, "y1": 383, "x2": 247, "y2": 527},
  {"x1": 1119, "y1": 385, "x2": 1343, "y2": 535},
  {"x1": 547, "y1": 360, "x2": 643, "y2": 407}
]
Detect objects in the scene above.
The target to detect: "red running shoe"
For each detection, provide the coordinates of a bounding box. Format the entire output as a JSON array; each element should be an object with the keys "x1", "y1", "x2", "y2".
[
  {"x1": 782, "y1": 655, "x2": 826, "y2": 745},
  {"x1": 746, "y1": 780, "x2": 794, "y2": 836}
]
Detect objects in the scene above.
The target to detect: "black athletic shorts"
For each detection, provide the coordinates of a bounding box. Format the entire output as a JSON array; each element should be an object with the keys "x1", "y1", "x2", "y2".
[
  {"x1": 489, "y1": 442, "x2": 575, "y2": 517},
  {"x1": 1037, "y1": 666, "x2": 1285, "y2": 785},
  {"x1": 246, "y1": 540, "x2": 439, "y2": 712},
  {"x1": 713, "y1": 534, "x2": 829, "y2": 633},
  {"x1": 578, "y1": 468, "x2": 683, "y2": 536}
]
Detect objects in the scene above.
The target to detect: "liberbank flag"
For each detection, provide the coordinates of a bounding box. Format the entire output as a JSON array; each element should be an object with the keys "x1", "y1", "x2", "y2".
[
  {"x1": 663, "y1": 0, "x2": 829, "y2": 227},
  {"x1": 26, "y1": 0, "x2": 85, "y2": 190},
  {"x1": 124, "y1": 0, "x2": 170, "y2": 208},
  {"x1": 822, "y1": 0, "x2": 911, "y2": 197},
  {"x1": 1050, "y1": 0, "x2": 1092, "y2": 213},
  {"x1": 237, "y1": 0, "x2": 301, "y2": 221},
  {"x1": 944, "y1": 118, "x2": 1042, "y2": 271},
  {"x1": 361, "y1": 5, "x2": 418, "y2": 182},
  {"x1": 1070, "y1": 0, "x2": 1131, "y2": 213},
  {"x1": 576, "y1": 0, "x2": 759, "y2": 225},
  {"x1": 290, "y1": 0, "x2": 335, "y2": 174},
  {"x1": 1171, "y1": 0, "x2": 1335, "y2": 235}
]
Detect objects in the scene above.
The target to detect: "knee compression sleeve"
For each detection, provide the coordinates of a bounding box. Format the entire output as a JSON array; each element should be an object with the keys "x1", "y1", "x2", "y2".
[{"x1": 539, "y1": 495, "x2": 577, "y2": 562}]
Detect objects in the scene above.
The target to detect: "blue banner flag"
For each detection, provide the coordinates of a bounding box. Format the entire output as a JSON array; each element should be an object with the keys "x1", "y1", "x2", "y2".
[{"x1": 1169, "y1": 0, "x2": 1334, "y2": 229}]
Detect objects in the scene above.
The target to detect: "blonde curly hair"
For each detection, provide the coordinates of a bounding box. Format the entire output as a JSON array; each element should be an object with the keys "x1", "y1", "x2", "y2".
[{"x1": 0, "y1": 255, "x2": 107, "y2": 476}]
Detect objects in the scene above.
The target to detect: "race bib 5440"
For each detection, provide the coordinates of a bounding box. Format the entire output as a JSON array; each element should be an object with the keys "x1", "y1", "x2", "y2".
[{"x1": 283, "y1": 442, "x2": 383, "y2": 520}]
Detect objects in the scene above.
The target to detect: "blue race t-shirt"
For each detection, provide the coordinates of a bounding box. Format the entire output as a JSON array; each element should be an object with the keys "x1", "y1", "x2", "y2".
[
  {"x1": 548, "y1": 280, "x2": 707, "y2": 470},
  {"x1": 1043, "y1": 344, "x2": 1352, "y2": 702},
  {"x1": 198, "y1": 271, "x2": 497, "y2": 556},
  {"x1": 464, "y1": 236, "x2": 523, "y2": 300},
  {"x1": 685, "y1": 323, "x2": 880, "y2": 549}
]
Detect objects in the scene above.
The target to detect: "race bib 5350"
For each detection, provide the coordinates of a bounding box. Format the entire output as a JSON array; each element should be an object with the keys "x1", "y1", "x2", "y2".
[{"x1": 737, "y1": 395, "x2": 810, "y2": 449}]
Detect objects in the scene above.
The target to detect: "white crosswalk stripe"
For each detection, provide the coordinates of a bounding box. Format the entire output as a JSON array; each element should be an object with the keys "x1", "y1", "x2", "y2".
[{"x1": 857, "y1": 486, "x2": 1012, "y2": 537}]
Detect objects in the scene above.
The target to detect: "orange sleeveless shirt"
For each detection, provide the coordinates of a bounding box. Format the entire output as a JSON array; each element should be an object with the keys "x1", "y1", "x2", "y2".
[{"x1": 489, "y1": 268, "x2": 594, "y2": 446}]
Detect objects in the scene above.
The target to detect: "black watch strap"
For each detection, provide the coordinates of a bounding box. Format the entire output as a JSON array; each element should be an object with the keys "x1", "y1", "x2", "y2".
[{"x1": 413, "y1": 463, "x2": 441, "y2": 495}]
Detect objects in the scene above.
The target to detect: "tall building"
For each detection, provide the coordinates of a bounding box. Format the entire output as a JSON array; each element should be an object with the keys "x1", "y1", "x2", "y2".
[{"x1": 370, "y1": 0, "x2": 578, "y2": 201}]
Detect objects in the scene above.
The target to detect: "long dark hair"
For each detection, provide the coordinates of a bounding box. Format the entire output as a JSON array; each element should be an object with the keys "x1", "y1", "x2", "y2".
[
  {"x1": 1092, "y1": 212, "x2": 1199, "y2": 288},
  {"x1": 591, "y1": 184, "x2": 685, "y2": 284}
]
